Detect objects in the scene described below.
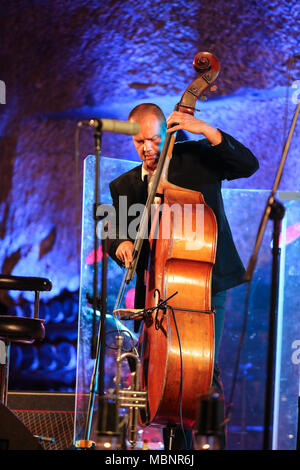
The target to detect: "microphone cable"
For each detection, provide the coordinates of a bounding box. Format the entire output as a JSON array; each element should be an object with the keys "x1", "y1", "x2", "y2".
[{"x1": 170, "y1": 306, "x2": 188, "y2": 450}]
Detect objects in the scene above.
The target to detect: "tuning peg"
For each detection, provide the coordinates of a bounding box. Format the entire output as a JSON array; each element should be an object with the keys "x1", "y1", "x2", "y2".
[{"x1": 210, "y1": 85, "x2": 217, "y2": 92}]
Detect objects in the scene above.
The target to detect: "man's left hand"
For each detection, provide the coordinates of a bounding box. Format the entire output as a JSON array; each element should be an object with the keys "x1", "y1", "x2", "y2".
[{"x1": 166, "y1": 111, "x2": 222, "y2": 145}]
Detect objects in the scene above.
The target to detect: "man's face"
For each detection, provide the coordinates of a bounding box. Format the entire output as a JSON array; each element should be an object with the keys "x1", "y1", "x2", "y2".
[{"x1": 131, "y1": 113, "x2": 166, "y2": 172}]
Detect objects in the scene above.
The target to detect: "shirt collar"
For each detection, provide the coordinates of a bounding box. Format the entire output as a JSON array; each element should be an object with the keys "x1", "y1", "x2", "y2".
[
  {"x1": 141, "y1": 165, "x2": 149, "y2": 181},
  {"x1": 141, "y1": 165, "x2": 157, "y2": 181}
]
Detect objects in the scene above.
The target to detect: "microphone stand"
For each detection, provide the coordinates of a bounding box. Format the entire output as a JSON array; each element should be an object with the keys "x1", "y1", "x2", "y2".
[
  {"x1": 74, "y1": 119, "x2": 141, "y2": 448},
  {"x1": 244, "y1": 99, "x2": 300, "y2": 450},
  {"x1": 83, "y1": 233, "x2": 108, "y2": 444},
  {"x1": 297, "y1": 391, "x2": 300, "y2": 450},
  {"x1": 81, "y1": 128, "x2": 108, "y2": 444},
  {"x1": 91, "y1": 129, "x2": 102, "y2": 360}
]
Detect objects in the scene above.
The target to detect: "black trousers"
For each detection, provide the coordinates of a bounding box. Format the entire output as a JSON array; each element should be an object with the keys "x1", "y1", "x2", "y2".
[{"x1": 163, "y1": 290, "x2": 227, "y2": 450}]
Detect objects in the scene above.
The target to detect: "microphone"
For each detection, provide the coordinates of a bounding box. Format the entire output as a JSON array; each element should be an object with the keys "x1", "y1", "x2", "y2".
[{"x1": 78, "y1": 118, "x2": 140, "y2": 136}]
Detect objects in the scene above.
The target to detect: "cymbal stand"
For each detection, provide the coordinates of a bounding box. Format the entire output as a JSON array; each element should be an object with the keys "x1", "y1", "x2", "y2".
[{"x1": 245, "y1": 99, "x2": 300, "y2": 449}]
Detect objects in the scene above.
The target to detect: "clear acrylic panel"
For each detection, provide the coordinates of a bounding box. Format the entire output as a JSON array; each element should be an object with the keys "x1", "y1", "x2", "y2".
[
  {"x1": 73, "y1": 154, "x2": 300, "y2": 450},
  {"x1": 221, "y1": 189, "x2": 300, "y2": 450},
  {"x1": 272, "y1": 194, "x2": 300, "y2": 450},
  {"x1": 73, "y1": 155, "x2": 138, "y2": 446}
]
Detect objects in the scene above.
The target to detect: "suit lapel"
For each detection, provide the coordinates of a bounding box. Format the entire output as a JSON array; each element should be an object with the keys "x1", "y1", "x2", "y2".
[{"x1": 127, "y1": 164, "x2": 148, "y2": 204}]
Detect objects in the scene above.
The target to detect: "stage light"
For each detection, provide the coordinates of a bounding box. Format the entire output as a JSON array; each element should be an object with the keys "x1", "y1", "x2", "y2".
[
  {"x1": 96, "y1": 434, "x2": 120, "y2": 450},
  {"x1": 193, "y1": 391, "x2": 224, "y2": 451},
  {"x1": 96, "y1": 396, "x2": 121, "y2": 450}
]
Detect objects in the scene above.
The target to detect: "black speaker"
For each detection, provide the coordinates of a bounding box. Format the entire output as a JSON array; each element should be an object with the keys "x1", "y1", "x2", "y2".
[
  {"x1": 0, "y1": 402, "x2": 43, "y2": 450},
  {"x1": 6, "y1": 391, "x2": 80, "y2": 450}
]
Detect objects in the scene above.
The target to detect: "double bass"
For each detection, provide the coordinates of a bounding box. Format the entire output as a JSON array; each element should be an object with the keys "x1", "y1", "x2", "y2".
[{"x1": 115, "y1": 51, "x2": 220, "y2": 431}]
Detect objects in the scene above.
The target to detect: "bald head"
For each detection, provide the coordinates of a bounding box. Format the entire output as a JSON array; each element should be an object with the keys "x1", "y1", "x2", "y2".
[{"x1": 128, "y1": 103, "x2": 166, "y2": 124}]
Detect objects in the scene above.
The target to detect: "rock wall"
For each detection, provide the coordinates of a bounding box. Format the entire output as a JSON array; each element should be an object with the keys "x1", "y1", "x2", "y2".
[
  {"x1": 1, "y1": 0, "x2": 299, "y2": 297},
  {"x1": 0, "y1": 2, "x2": 299, "y2": 447}
]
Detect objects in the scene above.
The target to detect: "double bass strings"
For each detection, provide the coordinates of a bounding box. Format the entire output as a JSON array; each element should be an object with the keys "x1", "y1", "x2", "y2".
[{"x1": 113, "y1": 270, "x2": 128, "y2": 335}]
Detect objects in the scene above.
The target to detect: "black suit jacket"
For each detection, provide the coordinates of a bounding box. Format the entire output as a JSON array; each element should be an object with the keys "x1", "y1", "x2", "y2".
[{"x1": 109, "y1": 130, "x2": 259, "y2": 308}]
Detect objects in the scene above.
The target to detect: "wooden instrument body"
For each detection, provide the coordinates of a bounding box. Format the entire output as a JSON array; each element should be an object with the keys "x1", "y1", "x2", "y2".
[{"x1": 139, "y1": 180, "x2": 217, "y2": 428}]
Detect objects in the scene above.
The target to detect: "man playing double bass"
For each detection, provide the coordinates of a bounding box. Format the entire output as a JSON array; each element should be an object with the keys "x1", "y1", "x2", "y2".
[{"x1": 108, "y1": 103, "x2": 259, "y2": 449}]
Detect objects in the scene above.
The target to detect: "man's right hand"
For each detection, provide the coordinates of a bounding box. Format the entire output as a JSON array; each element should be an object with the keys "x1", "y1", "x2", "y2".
[{"x1": 115, "y1": 240, "x2": 134, "y2": 268}]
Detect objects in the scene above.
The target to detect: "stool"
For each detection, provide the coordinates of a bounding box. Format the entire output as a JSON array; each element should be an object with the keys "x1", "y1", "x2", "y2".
[{"x1": 0, "y1": 275, "x2": 52, "y2": 406}]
